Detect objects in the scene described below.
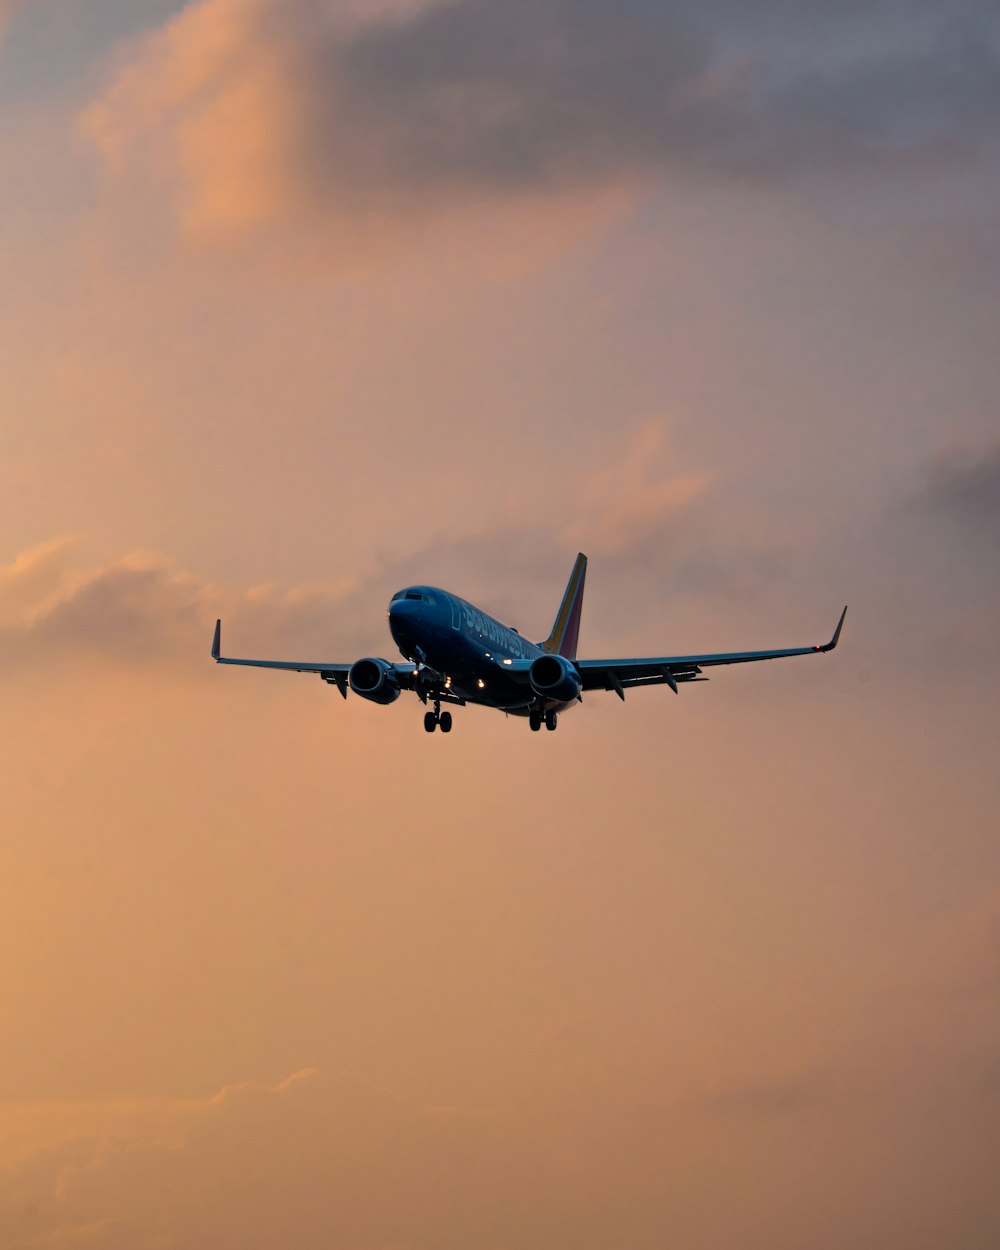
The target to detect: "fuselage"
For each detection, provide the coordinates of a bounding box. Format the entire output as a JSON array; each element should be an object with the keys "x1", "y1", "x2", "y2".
[{"x1": 387, "y1": 585, "x2": 570, "y2": 715}]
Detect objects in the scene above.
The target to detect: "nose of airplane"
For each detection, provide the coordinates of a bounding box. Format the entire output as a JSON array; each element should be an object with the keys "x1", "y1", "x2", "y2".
[{"x1": 388, "y1": 596, "x2": 417, "y2": 645}]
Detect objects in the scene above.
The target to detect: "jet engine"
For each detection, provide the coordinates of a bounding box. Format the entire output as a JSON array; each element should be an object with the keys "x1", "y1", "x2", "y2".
[
  {"x1": 529, "y1": 653, "x2": 582, "y2": 703},
  {"x1": 349, "y1": 657, "x2": 402, "y2": 704}
]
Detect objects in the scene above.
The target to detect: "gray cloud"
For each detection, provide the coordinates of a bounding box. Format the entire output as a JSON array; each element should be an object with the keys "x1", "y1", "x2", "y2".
[
  {"x1": 695, "y1": 1072, "x2": 831, "y2": 1120},
  {"x1": 0, "y1": 544, "x2": 367, "y2": 674},
  {"x1": 0, "y1": 1, "x2": 184, "y2": 101},
  {"x1": 327, "y1": 0, "x2": 715, "y2": 189},
  {"x1": 301, "y1": 0, "x2": 1000, "y2": 195},
  {"x1": 0, "y1": 0, "x2": 22, "y2": 32},
  {"x1": 89, "y1": 0, "x2": 1000, "y2": 236},
  {"x1": 919, "y1": 441, "x2": 1000, "y2": 538}
]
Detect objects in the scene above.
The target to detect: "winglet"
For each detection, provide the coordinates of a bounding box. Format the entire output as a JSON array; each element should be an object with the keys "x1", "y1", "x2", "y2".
[
  {"x1": 212, "y1": 619, "x2": 221, "y2": 661},
  {"x1": 817, "y1": 606, "x2": 847, "y2": 653}
]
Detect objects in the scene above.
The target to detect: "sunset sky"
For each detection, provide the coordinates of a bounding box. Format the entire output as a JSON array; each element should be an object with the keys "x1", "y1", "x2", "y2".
[{"x1": 2, "y1": 2, "x2": 999, "y2": 1247}]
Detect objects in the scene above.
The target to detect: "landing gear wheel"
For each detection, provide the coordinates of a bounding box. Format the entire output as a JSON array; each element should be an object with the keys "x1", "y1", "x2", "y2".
[
  {"x1": 545, "y1": 710, "x2": 558, "y2": 731},
  {"x1": 529, "y1": 710, "x2": 542, "y2": 732},
  {"x1": 424, "y1": 711, "x2": 437, "y2": 733},
  {"x1": 439, "y1": 711, "x2": 453, "y2": 733}
]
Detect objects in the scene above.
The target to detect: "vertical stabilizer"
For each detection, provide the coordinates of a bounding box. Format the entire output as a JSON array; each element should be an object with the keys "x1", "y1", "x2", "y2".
[{"x1": 540, "y1": 553, "x2": 587, "y2": 660}]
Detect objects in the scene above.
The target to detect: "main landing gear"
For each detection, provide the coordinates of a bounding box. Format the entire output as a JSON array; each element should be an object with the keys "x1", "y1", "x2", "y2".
[
  {"x1": 423, "y1": 700, "x2": 452, "y2": 733},
  {"x1": 529, "y1": 708, "x2": 558, "y2": 732}
]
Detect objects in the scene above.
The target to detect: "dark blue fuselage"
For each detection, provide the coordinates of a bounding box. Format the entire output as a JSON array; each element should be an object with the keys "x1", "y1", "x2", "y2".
[{"x1": 387, "y1": 586, "x2": 562, "y2": 714}]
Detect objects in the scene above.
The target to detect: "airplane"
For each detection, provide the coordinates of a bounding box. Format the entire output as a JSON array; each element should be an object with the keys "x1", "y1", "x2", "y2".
[{"x1": 211, "y1": 553, "x2": 846, "y2": 733}]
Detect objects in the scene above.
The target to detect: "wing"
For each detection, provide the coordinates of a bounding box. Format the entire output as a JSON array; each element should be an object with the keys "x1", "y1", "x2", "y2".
[
  {"x1": 210, "y1": 619, "x2": 415, "y2": 699},
  {"x1": 573, "y1": 607, "x2": 847, "y2": 699}
]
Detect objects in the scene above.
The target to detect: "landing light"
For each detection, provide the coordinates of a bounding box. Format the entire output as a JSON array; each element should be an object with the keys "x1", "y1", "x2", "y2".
[
  {"x1": 477, "y1": 679, "x2": 485, "y2": 689},
  {"x1": 502, "y1": 659, "x2": 512, "y2": 666}
]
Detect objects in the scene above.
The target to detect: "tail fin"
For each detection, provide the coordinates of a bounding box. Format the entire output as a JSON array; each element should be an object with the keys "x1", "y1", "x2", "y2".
[{"x1": 540, "y1": 553, "x2": 587, "y2": 660}]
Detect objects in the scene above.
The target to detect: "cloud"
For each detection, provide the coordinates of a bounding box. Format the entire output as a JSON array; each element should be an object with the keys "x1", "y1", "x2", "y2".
[
  {"x1": 0, "y1": 536, "x2": 82, "y2": 629},
  {"x1": 0, "y1": 0, "x2": 21, "y2": 37},
  {"x1": 901, "y1": 440, "x2": 1000, "y2": 615},
  {"x1": 0, "y1": 436, "x2": 719, "y2": 672},
  {"x1": 562, "y1": 421, "x2": 710, "y2": 557},
  {"x1": 694, "y1": 1072, "x2": 831, "y2": 1120},
  {"x1": 918, "y1": 440, "x2": 1000, "y2": 540},
  {"x1": 6, "y1": 1040, "x2": 1000, "y2": 1250},
  {"x1": 81, "y1": 0, "x2": 1000, "y2": 240},
  {"x1": 920, "y1": 885, "x2": 1000, "y2": 1000},
  {"x1": 0, "y1": 538, "x2": 362, "y2": 673},
  {"x1": 0, "y1": 1069, "x2": 563, "y2": 1250},
  {"x1": 0, "y1": 541, "x2": 210, "y2": 668}
]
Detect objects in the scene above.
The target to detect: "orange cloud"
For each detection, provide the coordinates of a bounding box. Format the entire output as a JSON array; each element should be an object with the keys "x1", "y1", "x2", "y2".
[
  {"x1": 0, "y1": 0, "x2": 21, "y2": 40},
  {"x1": 80, "y1": 0, "x2": 997, "y2": 250},
  {"x1": 80, "y1": 0, "x2": 645, "y2": 252},
  {"x1": 0, "y1": 538, "x2": 361, "y2": 672},
  {"x1": 0, "y1": 536, "x2": 82, "y2": 629},
  {"x1": 0, "y1": 1072, "x2": 318, "y2": 1248},
  {"x1": 73, "y1": 0, "x2": 713, "y2": 248},
  {"x1": 81, "y1": 0, "x2": 311, "y2": 239},
  {"x1": 563, "y1": 421, "x2": 710, "y2": 556},
  {"x1": 0, "y1": 1069, "x2": 551, "y2": 1250},
  {"x1": 0, "y1": 442, "x2": 714, "y2": 675}
]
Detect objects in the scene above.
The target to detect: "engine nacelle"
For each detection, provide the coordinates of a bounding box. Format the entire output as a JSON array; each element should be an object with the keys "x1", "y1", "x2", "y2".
[
  {"x1": 349, "y1": 657, "x2": 402, "y2": 704},
  {"x1": 529, "y1": 653, "x2": 582, "y2": 703}
]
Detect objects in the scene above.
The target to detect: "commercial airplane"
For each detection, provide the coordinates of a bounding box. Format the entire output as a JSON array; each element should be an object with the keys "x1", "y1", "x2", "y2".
[{"x1": 211, "y1": 553, "x2": 846, "y2": 733}]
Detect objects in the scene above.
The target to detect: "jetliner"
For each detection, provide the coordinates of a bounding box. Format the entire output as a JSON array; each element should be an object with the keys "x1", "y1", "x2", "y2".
[{"x1": 211, "y1": 554, "x2": 846, "y2": 733}]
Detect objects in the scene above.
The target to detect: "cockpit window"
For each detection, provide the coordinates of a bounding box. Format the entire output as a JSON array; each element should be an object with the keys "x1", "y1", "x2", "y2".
[{"x1": 391, "y1": 590, "x2": 427, "y2": 602}]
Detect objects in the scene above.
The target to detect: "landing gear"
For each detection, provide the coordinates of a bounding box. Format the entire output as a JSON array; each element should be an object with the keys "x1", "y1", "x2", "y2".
[
  {"x1": 529, "y1": 710, "x2": 542, "y2": 732},
  {"x1": 424, "y1": 699, "x2": 453, "y2": 734},
  {"x1": 545, "y1": 710, "x2": 558, "y2": 731}
]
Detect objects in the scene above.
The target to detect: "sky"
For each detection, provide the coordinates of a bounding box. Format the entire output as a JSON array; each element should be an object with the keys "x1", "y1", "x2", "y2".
[{"x1": 1, "y1": 1, "x2": 999, "y2": 1246}]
